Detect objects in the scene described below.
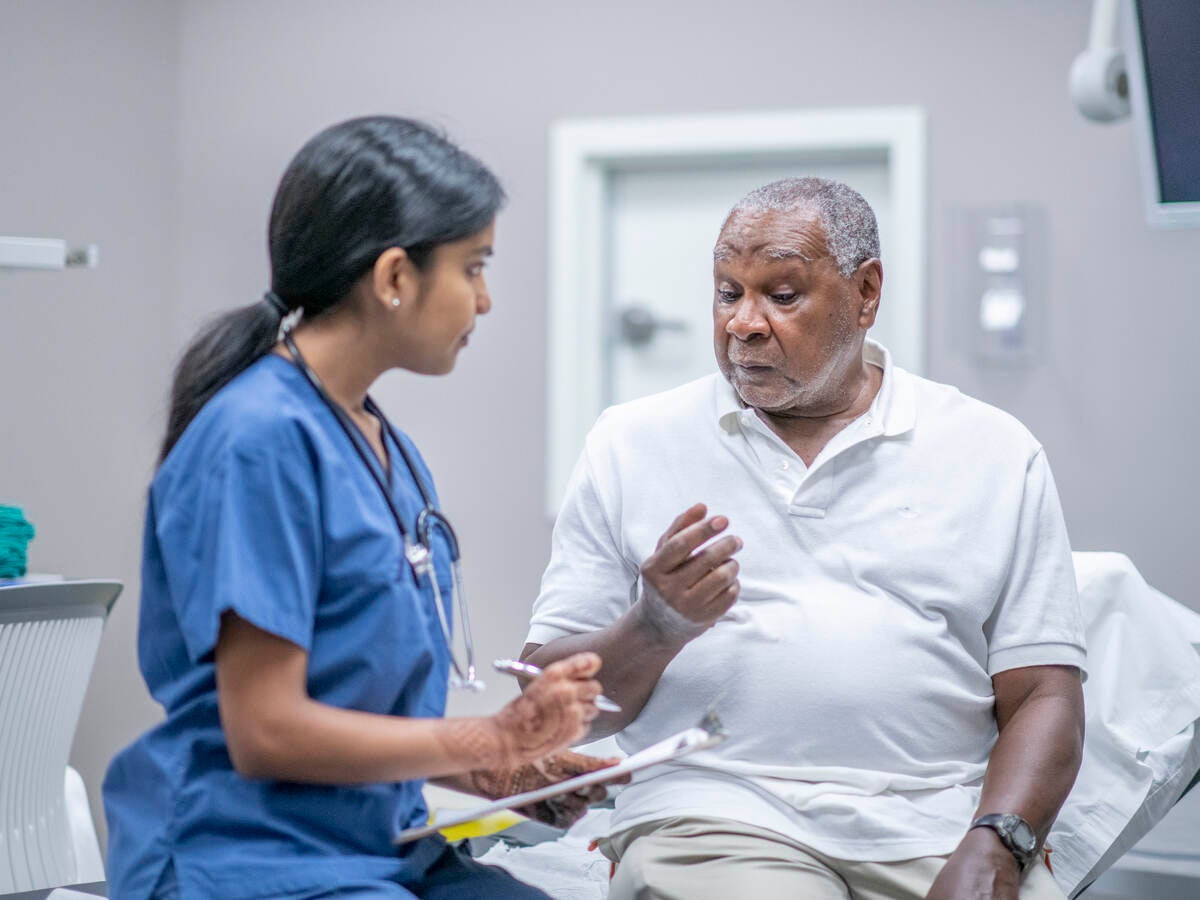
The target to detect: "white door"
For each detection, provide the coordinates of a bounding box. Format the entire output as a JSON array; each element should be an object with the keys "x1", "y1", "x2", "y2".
[
  {"x1": 605, "y1": 158, "x2": 895, "y2": 407},
  {"x1": 545, "y1": 109, "x2": 926, "y2": 515}
]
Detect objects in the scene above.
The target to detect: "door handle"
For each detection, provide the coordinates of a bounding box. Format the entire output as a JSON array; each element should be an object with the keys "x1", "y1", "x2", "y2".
[{"x1": 616, "y1": 303, "x2": 689, "y2": 347}]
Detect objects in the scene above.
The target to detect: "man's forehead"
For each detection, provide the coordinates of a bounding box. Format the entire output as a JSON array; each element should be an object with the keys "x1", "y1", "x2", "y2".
[{"x1": 714, "y1": 208, "x2": 828, "y2": 263}]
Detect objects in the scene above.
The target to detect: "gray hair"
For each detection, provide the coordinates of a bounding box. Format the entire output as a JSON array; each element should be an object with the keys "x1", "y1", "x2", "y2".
[{"x1": 722, "y1": 177, "x2": 880, "y2": 278}]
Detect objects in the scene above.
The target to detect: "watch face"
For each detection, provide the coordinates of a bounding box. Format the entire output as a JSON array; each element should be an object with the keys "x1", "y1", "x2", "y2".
[{"x1": 1003, "y1": 815, "x2": 1037, "y2": 853}]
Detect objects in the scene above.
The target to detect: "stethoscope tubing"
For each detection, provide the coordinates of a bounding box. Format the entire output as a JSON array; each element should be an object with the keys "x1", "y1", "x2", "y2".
[{"x1": 281, "y1": 334, "x2": 481, "y2": 690}]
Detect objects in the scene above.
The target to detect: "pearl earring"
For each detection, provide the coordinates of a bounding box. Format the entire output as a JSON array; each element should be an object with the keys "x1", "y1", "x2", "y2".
[{"x1": 391, "y1": 297, "x2": 401, "y2": 307}]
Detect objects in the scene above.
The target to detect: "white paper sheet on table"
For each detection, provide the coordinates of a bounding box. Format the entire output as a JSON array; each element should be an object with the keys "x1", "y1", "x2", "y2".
[
  {"x1": 1049, "y1": 552, "x2": 1200, "y2": 896},
  {"x1": 394, "y1": 725, "x2": 723, "y2": 845}
]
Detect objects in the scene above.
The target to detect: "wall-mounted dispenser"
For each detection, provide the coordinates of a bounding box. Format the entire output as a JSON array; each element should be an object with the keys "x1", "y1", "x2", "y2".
[
  {"x1": 0, "y1": 236, "x2": 99, "y2": 272},
  {"x1": 958, "y1": 207, "x2": 1045, "y2": 366}
]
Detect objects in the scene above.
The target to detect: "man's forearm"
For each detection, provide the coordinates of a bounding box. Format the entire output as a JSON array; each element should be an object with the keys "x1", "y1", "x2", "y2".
[
  {"x1": 963, "y1": 663, "x2": 1085, "y2": 876},
  {"x1": 926, "y1": 667, "x2": 1083, "y2": 898},
  {"x1": 974, "y1": 672, "x2": 1085, "y2": 843},
  {"x1": 522, "y1": 601, "x2": 692, "y2": 739}
]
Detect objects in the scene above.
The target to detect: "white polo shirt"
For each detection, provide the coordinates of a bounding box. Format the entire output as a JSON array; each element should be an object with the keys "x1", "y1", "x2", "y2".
[{"x1": 528, "y1": 341, "x2": 1086, "y2": 861}]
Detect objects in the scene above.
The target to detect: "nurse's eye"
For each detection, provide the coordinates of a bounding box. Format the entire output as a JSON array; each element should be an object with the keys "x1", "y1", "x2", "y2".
[{"x1": 466, "y1": 261, "x2": 487, "y2": 278}]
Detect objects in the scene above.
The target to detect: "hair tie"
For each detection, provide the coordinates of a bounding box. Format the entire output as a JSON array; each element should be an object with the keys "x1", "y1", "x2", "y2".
[{"x1": 262, "y1": 291, "x2": 289, "y2": 316}]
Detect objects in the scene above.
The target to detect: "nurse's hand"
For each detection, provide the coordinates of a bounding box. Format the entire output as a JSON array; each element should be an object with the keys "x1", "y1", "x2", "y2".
[
  {"x1": 488, "y1": 652, "x2": 605, "y2": 766},
  {"x1": 470, "y1": 750, "x2": 630, "y2": 828}
]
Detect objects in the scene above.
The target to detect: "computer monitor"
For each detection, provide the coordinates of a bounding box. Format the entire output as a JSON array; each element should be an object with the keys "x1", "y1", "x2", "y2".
[{"x1": 1124, "y1": 0, "x2": 1200, "y2": 228}]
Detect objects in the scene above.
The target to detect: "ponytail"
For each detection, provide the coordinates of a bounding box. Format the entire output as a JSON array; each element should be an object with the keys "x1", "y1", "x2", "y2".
[
  {"x1": 157, "y1": 116, "x2": 504, "y2": 466},
  {"x1": 159, "y1": 296, "x2": 283, "y2": 463}
]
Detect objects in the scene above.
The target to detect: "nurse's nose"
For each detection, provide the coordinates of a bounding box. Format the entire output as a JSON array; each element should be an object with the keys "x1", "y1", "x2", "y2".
[{"x1": 476, "y1": 282, "x2": 492, "y2": 316}]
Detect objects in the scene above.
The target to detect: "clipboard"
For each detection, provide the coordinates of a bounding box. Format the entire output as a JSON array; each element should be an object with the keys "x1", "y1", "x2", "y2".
[{"x1": 394, "y1": 721, "x2": 725, "y2": 845}]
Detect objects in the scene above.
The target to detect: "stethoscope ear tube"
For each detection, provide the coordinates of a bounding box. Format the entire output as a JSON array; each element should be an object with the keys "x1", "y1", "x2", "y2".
[{"x1": 282, "y1": 335, "x2": 481, "y2": 691}]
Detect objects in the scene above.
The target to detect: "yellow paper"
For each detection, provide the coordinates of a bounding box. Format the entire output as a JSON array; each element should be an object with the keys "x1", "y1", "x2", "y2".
[{"x1": 433, "y1": 808, "x2": 526, "y2": 841}]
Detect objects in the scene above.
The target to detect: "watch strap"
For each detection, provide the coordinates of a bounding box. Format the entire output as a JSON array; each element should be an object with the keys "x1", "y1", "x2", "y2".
[{"x1": 969, "y1": 813, "x2": 1037, "y2": 870}]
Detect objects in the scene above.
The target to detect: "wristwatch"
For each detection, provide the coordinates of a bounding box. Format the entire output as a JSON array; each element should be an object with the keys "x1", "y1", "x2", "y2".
[{"x1": 969, "y1": 813, "x2": 1038, "y2": 871}]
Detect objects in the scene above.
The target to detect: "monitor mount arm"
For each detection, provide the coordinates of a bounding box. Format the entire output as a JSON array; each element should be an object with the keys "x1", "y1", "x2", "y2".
[{"x1": 1070, "y1": 0, "x2": 1132, "y2": 122}]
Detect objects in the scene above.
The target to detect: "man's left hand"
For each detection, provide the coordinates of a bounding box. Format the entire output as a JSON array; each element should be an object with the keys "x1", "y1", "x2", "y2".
[
  {"x1": 926, "y1": 828, "x2": 1022, "y2": 900},
  {"x1": 469, "y1": 750, "x2": 629, "y2": 829}
]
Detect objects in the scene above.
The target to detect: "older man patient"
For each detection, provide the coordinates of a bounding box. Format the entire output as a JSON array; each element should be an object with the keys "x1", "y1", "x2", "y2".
[{"x1": 523, "y1": 178, "x2": 1085, "y2": 900}]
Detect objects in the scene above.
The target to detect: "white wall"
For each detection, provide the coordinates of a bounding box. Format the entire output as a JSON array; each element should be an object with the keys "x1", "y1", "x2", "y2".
[
  {"x1": 172, "y1": 0, "x2": 1200, "y2": 685},
  {"x1": 2, "y1": 0, "x2": 1198, "y2": 849},
  {"x1": 0, "y1": 0, "x2": 178, "y2": 845}
]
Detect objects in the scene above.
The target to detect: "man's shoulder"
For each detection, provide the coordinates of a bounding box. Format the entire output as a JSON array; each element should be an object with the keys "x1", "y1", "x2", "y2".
[{"x1": 900, "y1": 367, "x2": 1041, "y2": 456}]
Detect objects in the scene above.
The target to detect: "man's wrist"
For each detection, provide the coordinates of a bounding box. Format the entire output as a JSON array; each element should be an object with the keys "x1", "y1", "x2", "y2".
[
  {"x1": 960, "y1": 825, "x2": 1023, "y2": 873},
  {"x1": 968, "y1": 812, "x2": 1038, "y2": 872},
  {"x1": 631, "y1": 586, "x2": 707, "y2": 647}
]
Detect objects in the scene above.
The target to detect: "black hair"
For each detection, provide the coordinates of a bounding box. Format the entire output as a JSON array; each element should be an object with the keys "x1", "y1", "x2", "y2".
[{"x1": 159, "y1": 116, "x2": 505, "y2": 463}]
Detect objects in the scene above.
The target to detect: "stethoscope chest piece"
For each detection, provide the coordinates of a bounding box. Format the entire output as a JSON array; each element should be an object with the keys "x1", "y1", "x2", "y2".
[
  {"x1": 404, "y1": 534, "x2": 486, "y2": 692},
  {"x1": 404, "y1": 540, "x2": 433, "y2": 577}
]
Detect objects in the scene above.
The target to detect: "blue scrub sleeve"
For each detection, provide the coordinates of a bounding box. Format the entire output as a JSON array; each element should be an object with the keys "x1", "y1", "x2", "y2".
[{"x1": 155, "y1": 441, "x2": 323, "y2": 664}]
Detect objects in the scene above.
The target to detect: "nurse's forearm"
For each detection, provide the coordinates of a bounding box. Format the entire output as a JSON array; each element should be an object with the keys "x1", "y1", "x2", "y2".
[
  {"x1": 215, "y1": 612, "x2": 602, "y2": 784},
  {"x1": 226, "y1": 702, "x2": 539, "y2": 784},
  {"x1": 521, "y1": 601, "x2": 693, "y2": 739}
]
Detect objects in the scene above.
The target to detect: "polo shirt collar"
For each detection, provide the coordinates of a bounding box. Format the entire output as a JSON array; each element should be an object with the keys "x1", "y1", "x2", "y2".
[
  {"x1": 716, "y1": 338, "x2": 917, "y2": 437},
  {"x1": 864, "y1": 339, "x2": 917, "y2": 437}
]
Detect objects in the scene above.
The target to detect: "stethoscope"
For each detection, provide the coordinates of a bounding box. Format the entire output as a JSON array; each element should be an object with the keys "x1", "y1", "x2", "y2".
[{"x1": 282, "y1": 332, "x2": 484, "y2": 692}]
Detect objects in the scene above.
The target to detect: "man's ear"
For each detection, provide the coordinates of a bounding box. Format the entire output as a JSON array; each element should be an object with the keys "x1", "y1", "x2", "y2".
[
  {"x1": 855, "y1": 258, "x2": 883, "y2": 328},
  {"x1": 370, "y1": 247, "x2": 420, "y2": 312}
]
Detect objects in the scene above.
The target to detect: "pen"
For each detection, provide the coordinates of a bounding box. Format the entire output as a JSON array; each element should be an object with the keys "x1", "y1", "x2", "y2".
[{"x1": 492, "y1": 658, "x2": 622, "y2": 713}]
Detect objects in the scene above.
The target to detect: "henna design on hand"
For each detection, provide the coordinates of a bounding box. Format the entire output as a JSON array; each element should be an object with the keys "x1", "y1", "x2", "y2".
[
  {"x1": 491, "y1": 691, "x2": 575, "y2": 764},
  {"x1": 436, "y1": 655, "x2": 600, "y2": 771},
  {"x1": 435, "y1": 717, "x2": 507, "y2": 770},
  {"x1": 469, "y1": 751, "x2": 625, "y2": 829},
  {"x1": 488, "y1": 659, "x2": 599, "y2": 766}
]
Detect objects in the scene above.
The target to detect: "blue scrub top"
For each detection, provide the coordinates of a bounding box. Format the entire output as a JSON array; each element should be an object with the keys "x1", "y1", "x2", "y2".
[{"x1": 104, "y1": 354, "x2": 455, "y2": 899}]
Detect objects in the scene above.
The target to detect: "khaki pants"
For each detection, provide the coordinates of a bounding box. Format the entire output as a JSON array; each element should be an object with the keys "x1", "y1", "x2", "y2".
[{"x1": 598, "y1": 816, "x2": 1067, "y2": 900}]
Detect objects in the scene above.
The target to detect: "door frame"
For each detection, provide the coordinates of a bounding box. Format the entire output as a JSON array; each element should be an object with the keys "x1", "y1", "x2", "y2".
[{"x1": 546, "y1": 107, "x2": 927, "y2": 516}]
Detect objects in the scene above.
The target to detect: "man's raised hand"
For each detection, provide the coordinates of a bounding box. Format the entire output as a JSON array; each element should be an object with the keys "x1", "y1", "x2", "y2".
[{"x1": 635, "y1": 503, "x2": 742, "y2": 644}]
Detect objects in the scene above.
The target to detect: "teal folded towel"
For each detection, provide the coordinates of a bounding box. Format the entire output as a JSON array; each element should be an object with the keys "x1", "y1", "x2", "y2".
[{"x1": 0, "y1": 505, "x2": 36, "y2": 579}]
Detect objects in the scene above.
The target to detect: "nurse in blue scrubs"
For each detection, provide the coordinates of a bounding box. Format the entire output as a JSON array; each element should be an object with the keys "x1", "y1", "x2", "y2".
[{"x1": 103, "y1": 116, "x2": 615, "y2": 899}]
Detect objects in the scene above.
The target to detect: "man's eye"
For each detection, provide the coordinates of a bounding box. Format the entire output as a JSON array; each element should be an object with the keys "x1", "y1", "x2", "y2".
[
  {"x1": 717, "y1": 289, "x2": 739, "y2": 302},
  {"x1": 771, "y1": 293, "x2": 797, "y2": 303}
]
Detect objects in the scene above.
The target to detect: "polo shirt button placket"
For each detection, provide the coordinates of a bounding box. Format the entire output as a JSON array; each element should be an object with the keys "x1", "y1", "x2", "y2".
[{"x1": 778, "y1": 455, "x2": 804, "y2": 497}]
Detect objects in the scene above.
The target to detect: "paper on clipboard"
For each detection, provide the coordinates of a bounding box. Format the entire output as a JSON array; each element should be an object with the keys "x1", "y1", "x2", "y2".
[{"x1": 394, "y1": 724, "x2": 724, "y2": 845}]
